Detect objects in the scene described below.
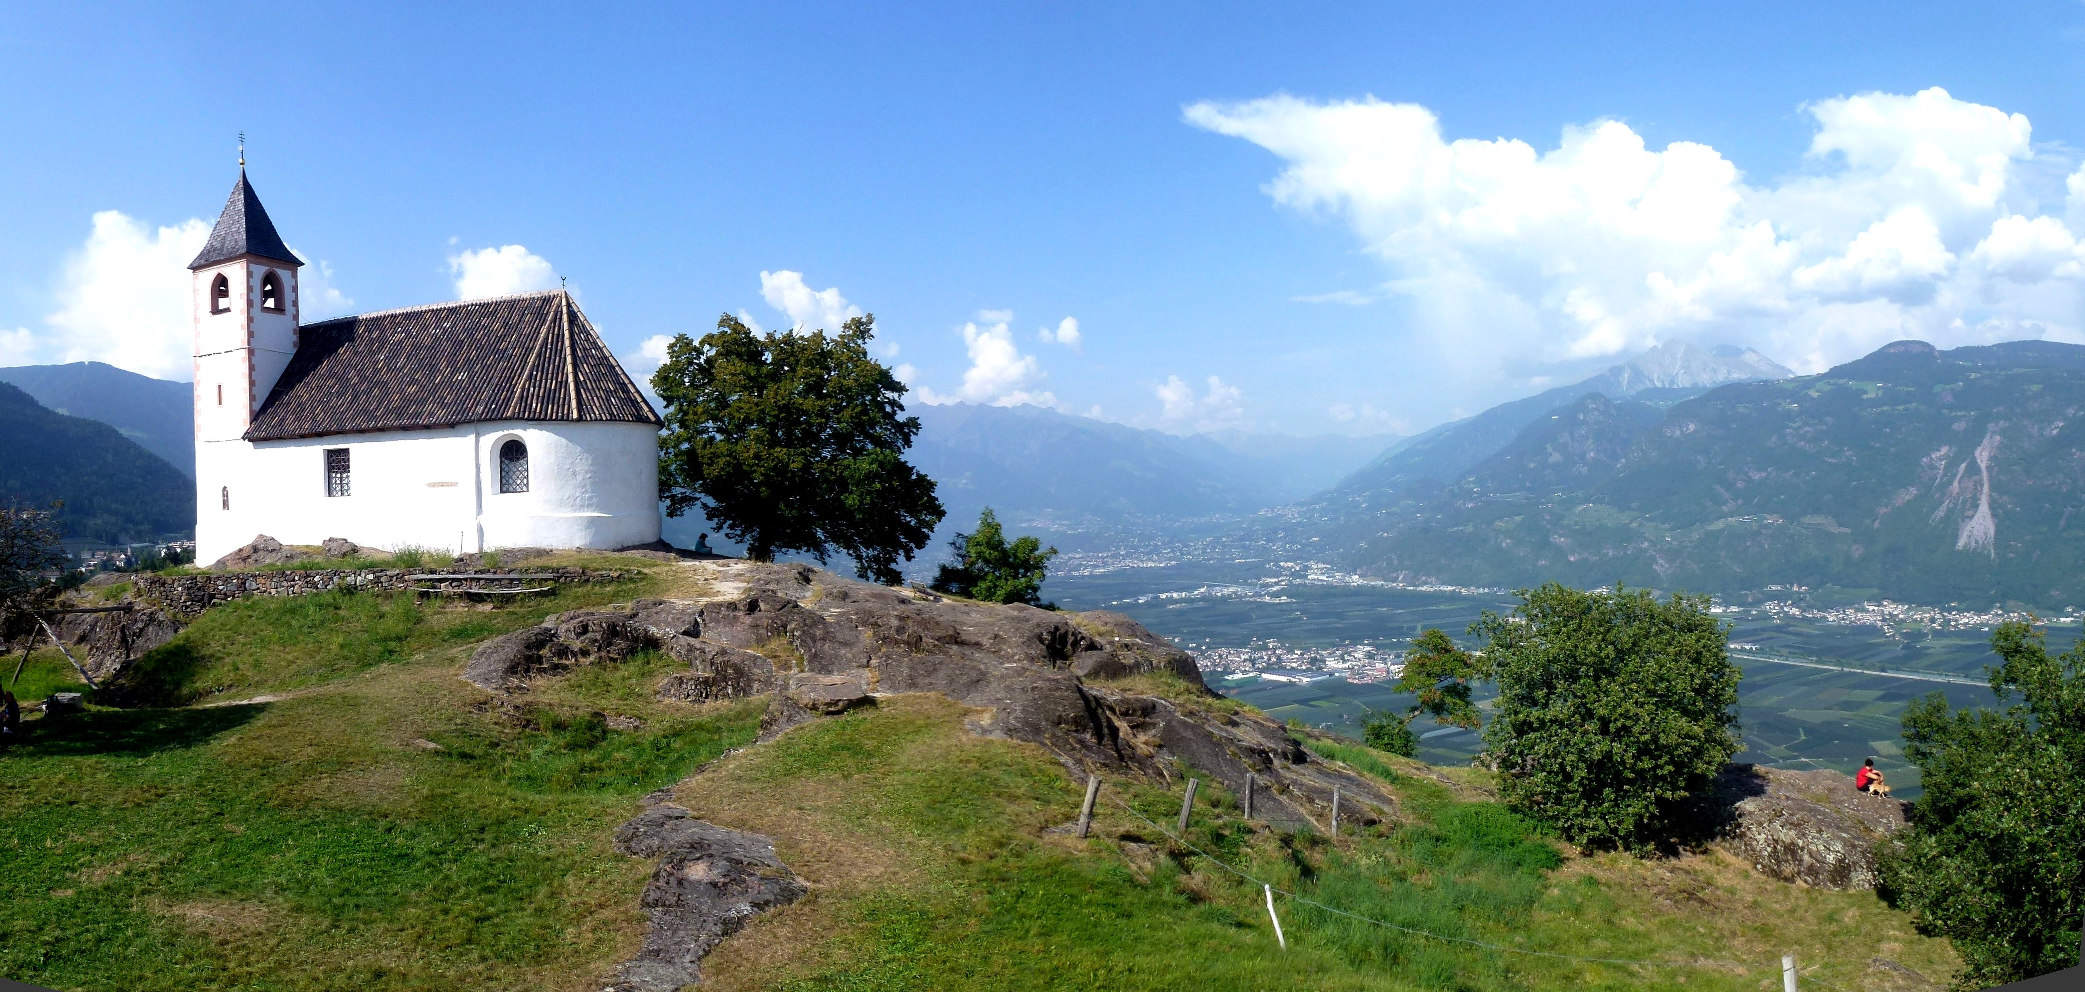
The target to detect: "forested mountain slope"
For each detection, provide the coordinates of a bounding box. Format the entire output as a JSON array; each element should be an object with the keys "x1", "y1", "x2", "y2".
[
  {"x1": 1283, "y1": 339, "x2": 2085, "y2": 607},
  {"x1": 0, "y1": 381, "x2": 193, "y2": 543},
  {"x1": 0, "y1": 361, "x2": 196, "y2": 475}
]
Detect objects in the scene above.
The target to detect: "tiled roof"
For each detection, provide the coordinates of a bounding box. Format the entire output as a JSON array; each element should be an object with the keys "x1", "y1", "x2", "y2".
[
  {"x1": 189, "y1": 171, "x2": 300, "y2": 270},
  {"x1": 244, "y1": 291, "x2": 662, "y2": 441}
]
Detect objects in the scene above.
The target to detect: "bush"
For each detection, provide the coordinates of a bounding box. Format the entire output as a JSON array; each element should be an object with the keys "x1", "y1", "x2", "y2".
[
  {"x1": 1474, "y1": 583, "x2": 1740, "y2": 851},
  {"x1": 1880, "y1": 621, "x2": 2085, "y2": 988},
  {"x1": 929, "y1": 508, "x2": 1057, "y2": 606},
  {"x1": 1362, "y1": 712, "x2": 1418, "y2": 756}
]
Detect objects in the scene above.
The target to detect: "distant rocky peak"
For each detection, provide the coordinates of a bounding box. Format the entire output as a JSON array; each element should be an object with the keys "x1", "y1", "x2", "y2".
[{"x1": 1602, "y1": 341, "x2": 1792, "y2": 394}]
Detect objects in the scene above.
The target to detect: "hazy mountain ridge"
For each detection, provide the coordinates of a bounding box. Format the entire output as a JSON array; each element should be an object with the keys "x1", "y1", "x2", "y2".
[
  {"x1": 1331, "y1": 342, "x2": 1792, "y2": 497},
  {"x1": 0, "y1": 362, "x2": 196, "y2": 476},
  {"x1": 1287, "y1": 339, "x2": 2085, "y2": 607},
  {"x1": 0, "y1": 381, "x2": 194, "y2": 544},
  {"x1": 905, "y1": 402, "x2": 1394, "y2": 541}
]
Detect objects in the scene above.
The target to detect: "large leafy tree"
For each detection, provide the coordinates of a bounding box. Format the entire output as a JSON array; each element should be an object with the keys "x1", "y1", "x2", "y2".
[
  {"x1": 1474, "y1": 583, "x2": 1741, "y2": 851},
  {"x1": 654, "y1": 314, "x2": 944, "y2": 584},
  {"x1": 1880, "y1": 621, "x2": 2084, "y2": 989},
  {"x1": 929, "y1": 507, "x2": 1057, "y2": 606}
]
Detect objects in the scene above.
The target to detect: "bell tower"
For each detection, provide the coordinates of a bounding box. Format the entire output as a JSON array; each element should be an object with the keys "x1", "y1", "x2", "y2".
[{"x1": 191, "y1": 152, "x2": 301, "y2": 560}]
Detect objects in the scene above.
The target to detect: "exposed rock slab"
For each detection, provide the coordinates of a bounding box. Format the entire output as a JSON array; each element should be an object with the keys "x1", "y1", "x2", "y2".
[
  {"x1": 209, "y1": 535, "x2": 316, "y2": 570},
  {"x1": 53, "y1": 604, "x2": 185, "y2": 682},
  {"x1": 1712, "y1": 764, "x2": 1906, "y2": 890},
  {"x1": 603, "y1": 804, "x2": 807, "y2": 992}
]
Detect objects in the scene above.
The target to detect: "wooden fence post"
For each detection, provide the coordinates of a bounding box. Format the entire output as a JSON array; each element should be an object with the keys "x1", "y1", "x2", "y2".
[
  {"x1": 1331, "y1": 787, "x2": 1341, "y2": 836},
  {"x1": 1177, "y1": 778, "x2": 1199, "y2": 834},
  {"x1": 1243, "y1": 773, "x2": 1255, "y2": 820},
  {"x1": 1076, "y1": 775, "x2": 1100, "y2": 839},
  {"x1": 1782, "y1": 955, "x2": 1797, "y2": 992}
]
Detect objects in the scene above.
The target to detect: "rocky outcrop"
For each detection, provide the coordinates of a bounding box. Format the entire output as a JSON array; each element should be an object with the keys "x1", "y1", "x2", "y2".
[
  {"x1": 465, "y1": 562, "x2": 1395, "y2": 834},
  {"x1": 320, "y1": 537, "x2": 362, "y2": 558},
  {"x1": 603, "y1": 803, "x2": 807, "y2": 992},
  {"x1": 209, "y1": 535, "x2": 316, "y2": 570},
  {"x1": 52, "y1": 604, "x2": 185, "y2": 682},
  {"x1": 1712, "y1": 764, "x2": 1907, "y2": 890}
]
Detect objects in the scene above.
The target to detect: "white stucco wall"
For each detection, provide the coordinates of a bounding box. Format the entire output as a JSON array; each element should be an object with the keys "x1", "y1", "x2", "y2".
[{"x1": 196, "y1": 420, "x2": 660, "y2": 564}]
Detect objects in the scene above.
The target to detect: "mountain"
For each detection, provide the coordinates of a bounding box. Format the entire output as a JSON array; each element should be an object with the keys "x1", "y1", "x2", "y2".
[
  {"x1": 1332, "y1": 342, "x2": 1791, "y2": 496},
  {"x1": 661, "y1": 402, "x2": 1395, "y2": 557},
  {"x1": 0, "y1": 362, "x2": 195, "y2": 475},
  {"x1": 0, "y1": 381, "x2": 194, "y2": 543},
  {"x1": 1284, "y1": 339, "x2": 2085, "y2": 608},
  {"x1": 906, "y1": 402, "x2": 1394, "y2": 536}
]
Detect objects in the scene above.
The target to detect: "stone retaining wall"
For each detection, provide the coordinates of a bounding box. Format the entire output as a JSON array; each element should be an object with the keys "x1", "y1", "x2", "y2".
[{"x1": 134, "y1": 568, "x2": 634, "y2": 619}]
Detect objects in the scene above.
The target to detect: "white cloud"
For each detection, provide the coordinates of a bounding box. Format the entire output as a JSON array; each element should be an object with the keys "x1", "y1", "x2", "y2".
[
  {"x1": 1328, "y1": 401, "x2": 1410, "y2": 434},
  {"x1": 761, "y1": 270, "x2": 862, "y2": 332},
  {"x1": 0, "y1": 327, "x2": 39, "y2": 367},
  {"x1": 916, "y1": 313, "x2": 1056, "y2": 408},
  {"x1": 299, "y1": 258, "x2": 354, "y2": 320},
  {"x1": 1186, "y1": 86, "x2": 2085, "y2": 375},
  {"x1": 40, "y1": 211, "x2": 210, "y2": 380},
  {"x1": 8, "y1": 210, "x2": 355, "y2": 381},
  {"x1": 1038, "y1": 316, "x2": 1082, "y2": 350},
  {"x1": 450, "y1": 244, "x2": 559, "y2": 300},
  {"x1": 1156, "y1": 374, "x2": 1245, "y2": 432}
]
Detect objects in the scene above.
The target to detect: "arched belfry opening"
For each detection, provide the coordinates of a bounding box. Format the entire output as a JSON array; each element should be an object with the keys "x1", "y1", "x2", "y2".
[
  {"x1": 260, "y1": 270, "x2": 283, "y2": 311},
  {"x1": 210, "y1": 273, "x2": 231, "y2": 313},
  {"x1": 499, "y1": 439, "x2": 530, "y2": 493}
]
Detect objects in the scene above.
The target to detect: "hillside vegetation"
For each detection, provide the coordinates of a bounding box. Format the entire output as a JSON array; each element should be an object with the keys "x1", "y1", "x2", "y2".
[
  {"x1": 0, "y1": 381, "x2": 193, "y2": 544},
  {"x1": 2, "y1": 557, "x2": 1960, "y2": 990},
  {"x1": 1290, "y1": 340, "x2": 2085, "y2": 608},
  {"x1": 0, "y1": 362, "x2": 196, "y2": 476}
]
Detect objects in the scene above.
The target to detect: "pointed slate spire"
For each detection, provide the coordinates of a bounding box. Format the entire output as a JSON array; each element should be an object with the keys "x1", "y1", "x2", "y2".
[{"x1": 188, "y1": 170, "x2": 301, "y2": 270}]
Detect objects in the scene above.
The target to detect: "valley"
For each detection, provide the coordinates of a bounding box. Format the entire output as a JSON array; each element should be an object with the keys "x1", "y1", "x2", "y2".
[{"x1": 1045, "y1": 538, "x2": 2037, "y2": 796}]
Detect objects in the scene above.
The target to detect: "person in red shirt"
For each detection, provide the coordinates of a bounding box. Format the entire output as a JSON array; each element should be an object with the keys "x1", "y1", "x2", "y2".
[{"x1": 1856, "y1": 757, "x2": 1890, "y2": 797}]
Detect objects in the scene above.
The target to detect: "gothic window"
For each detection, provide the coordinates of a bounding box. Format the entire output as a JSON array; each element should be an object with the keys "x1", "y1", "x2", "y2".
[
  {"x1": 210, "y1": 274, "x2": 231, "y2": 314},
  {"x1": 499, "y1": 439, "x2": 530, "y2": 493},
  {"x1": 260, "y1": 271, "x2": 283, "y2": 312},
  {"x1": 325, "y1": 448, "x2": 351, "y2": 497},
  {"x1": 221, "y1": 486, "x2": 229, "y2": 511},
  {"x1": 216, "y1": 384, "x2": 223, "y2": 406}
]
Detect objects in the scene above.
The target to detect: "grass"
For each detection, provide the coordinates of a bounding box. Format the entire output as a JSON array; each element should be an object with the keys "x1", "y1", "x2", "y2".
[
  {"x1": 677, "y1": 701, "x2": 1959, "y2": 992},
  {"x1": 107, "y1": 575, "x2": 652, "y2": 706},
  {"x1": 1, "y1": 582, "x2": 764, "y2": 992},
  {"x1": 2, "y1": 565, "x2": 1962, "y2": 991}
]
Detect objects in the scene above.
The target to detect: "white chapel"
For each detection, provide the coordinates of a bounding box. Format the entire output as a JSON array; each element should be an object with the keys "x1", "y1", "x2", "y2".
[{"x1": 190, "y1": 169, "x2": 664, "y2": 565}]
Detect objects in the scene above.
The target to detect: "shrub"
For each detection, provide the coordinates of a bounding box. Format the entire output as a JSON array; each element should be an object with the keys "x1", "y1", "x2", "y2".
[
  {"x1": 1362, "y1": 712, "x2": 1418, "y2": 756},
  {"x1": 929, "y1": 507, "x2": 1057, "y2": 606},
  {"x1": 1474, "y1": 583, "x2": 1740, "y2": 851},
  {"x1": 1880, "y1": 621, "x2": 2085, "y2": 988}
]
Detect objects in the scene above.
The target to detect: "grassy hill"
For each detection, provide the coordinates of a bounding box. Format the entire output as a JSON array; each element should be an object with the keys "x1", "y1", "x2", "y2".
[
  {"x1": 1289, "y1": 339, "x2": 2085, "y2": 608},
  {"x1": 1, "y1": 556, "x2": 1959, "y2": 991},
  {"x1": 0, "y1": 381, "x2": 193, "y2": 544}
]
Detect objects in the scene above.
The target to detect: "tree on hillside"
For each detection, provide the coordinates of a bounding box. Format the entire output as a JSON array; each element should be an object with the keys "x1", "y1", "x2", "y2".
[
  {"x1": 654, "y1": 314, "x2": 944, "y2": 584},
  {"x1": 1474, "y1": 583, "x2": 1741, "y2": 851},
  {"x1": 1880, "y1": 620, "x2": 2084, "y2": 988},
  {"x1": 1362, "y1": 627, "x2": 1486, "y2": 757},
  {"x1": 0, "y1": 502, "x2": 66, "y2": 643},
  {"x1": 929, "y1": 507, "x2": 1058, "y2": 606}
]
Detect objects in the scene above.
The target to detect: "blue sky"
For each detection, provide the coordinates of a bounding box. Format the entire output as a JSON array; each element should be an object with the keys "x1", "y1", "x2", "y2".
[{"x1": 3, "y1": 2, "x2": 2083, "y2": 436}]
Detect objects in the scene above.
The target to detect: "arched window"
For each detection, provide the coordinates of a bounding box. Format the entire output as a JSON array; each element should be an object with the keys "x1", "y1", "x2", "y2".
[
  {"x1": 499, "y1": 439, "x2": 530, "y2": 493},
  {"x1": 259, "y1": 271, "x2": 283, "y2": 311},
  {"x1": 221, "y1": 486, "x2": 230, "y2": 511},
  {"x1": 210, "y1": 274, "x2": 231, "y2": 314}
]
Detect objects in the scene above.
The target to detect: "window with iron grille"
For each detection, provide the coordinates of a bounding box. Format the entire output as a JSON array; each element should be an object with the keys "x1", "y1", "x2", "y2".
[
  {"x1": 499, "y1": 439, "x2": 530, "y2": 493},
  {"x1": 325, "y1": 448, "x2": 351, "y2": 497}
]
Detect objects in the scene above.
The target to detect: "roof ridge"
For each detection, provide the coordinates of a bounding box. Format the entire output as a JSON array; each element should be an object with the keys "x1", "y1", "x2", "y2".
[{"x1": 301, "y1": 290, "x2": 566, "y2": 326}]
